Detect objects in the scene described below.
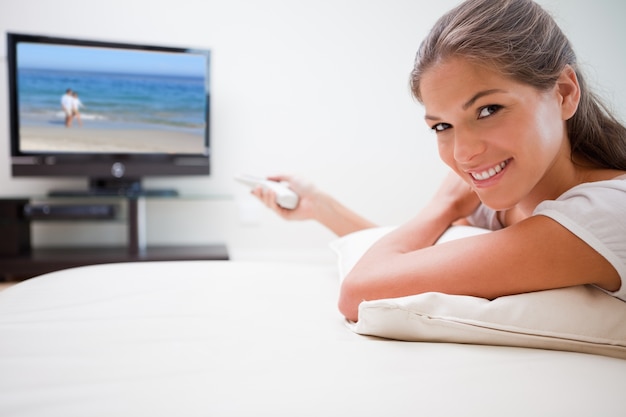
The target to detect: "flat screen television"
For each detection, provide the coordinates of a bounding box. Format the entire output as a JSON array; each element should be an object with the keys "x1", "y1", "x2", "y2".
[{"x1": 6, "y1": 32, "x2": 211, "y2": 197}]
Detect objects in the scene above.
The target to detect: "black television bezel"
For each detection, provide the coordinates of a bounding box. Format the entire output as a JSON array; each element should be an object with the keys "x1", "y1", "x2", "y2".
[{"x1": 6, "y1": 32, "x2": 211, "y2": 194}]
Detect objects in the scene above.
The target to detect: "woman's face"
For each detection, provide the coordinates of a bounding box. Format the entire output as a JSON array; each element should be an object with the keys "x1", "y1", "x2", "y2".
[{"x1": 419, "y1": 57, "x2": 573, "y2": 211}]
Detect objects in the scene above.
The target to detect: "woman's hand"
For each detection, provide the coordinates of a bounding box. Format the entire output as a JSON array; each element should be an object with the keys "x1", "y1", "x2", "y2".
[
  {"x1": 431, "y1": 171, "x2": 481, "y2": 224},
  {"x1": 251, "y1": 174, "x2": 377, "y2": 236},
  {"x1": 251, "y1": 175, "x2": 319, "y2": 221}
]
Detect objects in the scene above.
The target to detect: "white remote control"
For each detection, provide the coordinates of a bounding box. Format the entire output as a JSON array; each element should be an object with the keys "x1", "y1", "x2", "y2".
[{"x1": 235, "y1": 175, "x2": 299, "y2": 209}]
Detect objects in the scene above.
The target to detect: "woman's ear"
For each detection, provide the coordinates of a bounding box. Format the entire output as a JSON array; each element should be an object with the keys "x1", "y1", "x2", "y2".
[{"x1": 556, "y1": 65, "x2": 581, "y2": 121}]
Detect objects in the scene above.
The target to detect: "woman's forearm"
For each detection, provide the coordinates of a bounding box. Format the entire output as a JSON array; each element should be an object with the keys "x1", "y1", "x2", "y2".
[
  {"x1": 311, "y1": 191, "x2": 377, "y2": 237},
  {"x1": 337, "y1": 194, "x2": 470, "y2": 322}
]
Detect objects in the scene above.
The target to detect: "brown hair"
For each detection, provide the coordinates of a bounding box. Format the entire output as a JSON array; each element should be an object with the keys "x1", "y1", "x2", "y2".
[{"x1": 410, "y1": 0, "x2": 626, "y2": 170}]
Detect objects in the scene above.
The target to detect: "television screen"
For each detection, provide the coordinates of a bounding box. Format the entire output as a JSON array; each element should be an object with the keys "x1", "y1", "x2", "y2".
[{"x1": 7, "y1": 33, "x2": 211, "y2": 196}]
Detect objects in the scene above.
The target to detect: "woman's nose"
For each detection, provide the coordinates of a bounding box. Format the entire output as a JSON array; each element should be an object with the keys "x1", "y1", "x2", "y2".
[{"x1": 453, "y1": 129, "x2": 486, "y2": 163}]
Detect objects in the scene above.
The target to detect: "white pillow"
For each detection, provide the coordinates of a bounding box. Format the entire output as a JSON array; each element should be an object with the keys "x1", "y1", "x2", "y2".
[
  {"x1": 330, "y1": 226, "x2": 626, "y2": 359},
  {"x1": 328, "y1": 226, "x2": 396, "y2": 281},
  {"x1": 329, "y1": 225, "x2": 489, "y2": 280}
]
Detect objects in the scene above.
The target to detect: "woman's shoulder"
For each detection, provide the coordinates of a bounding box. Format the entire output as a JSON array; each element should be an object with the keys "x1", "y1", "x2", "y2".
[
  {"x1": 532, "y1": 171, "x2": 626, "y2": 249},
  {"x1": 558, "y1": 171, "x2": 626, "y2": 200},
  {"x1": 583, "y1": 169, "x2": 626, "y2": 183},
  {"x1": 532, "y1": 171, "x2": 626, "y2": 300},
  {"x1": 535, "y1": 173, "x2": 626, "y2": 217},
  {"x1": 610, "y1": 172, "x2": 626, "y2": 181}
]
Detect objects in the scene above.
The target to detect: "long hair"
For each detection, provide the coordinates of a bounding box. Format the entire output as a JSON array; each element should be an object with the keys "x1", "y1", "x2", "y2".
[{"x1": 410, "y1": 0, "x2": 626, "y2": 170}]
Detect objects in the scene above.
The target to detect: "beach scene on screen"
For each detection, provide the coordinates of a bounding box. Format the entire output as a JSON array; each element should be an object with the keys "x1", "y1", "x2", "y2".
[{"x1": 16, "y1": 42, "x2": 209, "y2": 154}]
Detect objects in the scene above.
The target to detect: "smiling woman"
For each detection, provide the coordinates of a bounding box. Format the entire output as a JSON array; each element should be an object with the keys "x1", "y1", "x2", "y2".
[
  {"x1": 250, "y1": 0, "x2": 626, "y2": 323},
  {"x1": 334, "y1": 0, "x2": 626, "y2": 322}
]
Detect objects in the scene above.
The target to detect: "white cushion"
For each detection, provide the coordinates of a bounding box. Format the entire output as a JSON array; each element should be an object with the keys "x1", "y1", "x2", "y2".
[
  {"x1": 329, "y1": 225, "x2": 489, "y2": 280},
  {"x1": 330, "y1": 226, "x2": 626, "y2": 359},
  {"x1": 329, "y1": 226, "x2": 395, "y2": 280}
]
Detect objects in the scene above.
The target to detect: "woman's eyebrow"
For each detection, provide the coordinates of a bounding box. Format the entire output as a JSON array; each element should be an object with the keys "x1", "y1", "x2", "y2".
[
  {"x1": 424, "y1": 88, "x2": 507, "y2": 121},
  {"x1": 424, "y1": 114, "x2": 441, "y2": 121},
  {"x1": 462, "y1": 89, "x2": 506, "y2": 110}
]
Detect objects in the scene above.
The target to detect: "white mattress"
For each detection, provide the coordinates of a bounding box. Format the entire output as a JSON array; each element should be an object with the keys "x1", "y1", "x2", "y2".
[{"x1": 1, "y1": 260, "x2": 625, "y2": 417}]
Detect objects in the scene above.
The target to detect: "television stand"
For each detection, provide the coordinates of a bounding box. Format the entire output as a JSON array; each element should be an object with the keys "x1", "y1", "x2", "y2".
[
  {"x1": 49, "y1": 178, "x2": 178, "y2": 198},
  {"x1": 0, "y1": 195, "x2": 229, "y2": 281},
  {"x1": 49, "y1": 188, "x2": 179, "y2": 198}
]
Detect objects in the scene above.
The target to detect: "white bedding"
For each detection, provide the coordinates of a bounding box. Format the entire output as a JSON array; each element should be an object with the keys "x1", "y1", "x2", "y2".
[{"x1": 1, "y1": 260, "x2": 625, "y2": 417}]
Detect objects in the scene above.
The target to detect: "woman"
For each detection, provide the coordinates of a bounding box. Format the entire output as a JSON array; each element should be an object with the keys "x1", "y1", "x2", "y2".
[
  {"x1": 71, "y1": 91, "x2": 84, "y2": 127},
  {"x1": 254, "y1": 0, "x2": 626, "y2": 322}
]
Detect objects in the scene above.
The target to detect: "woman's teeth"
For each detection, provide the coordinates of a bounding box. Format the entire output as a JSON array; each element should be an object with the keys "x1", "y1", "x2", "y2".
[{"x1": 471, "y1": 161, "x2": 508, "y2": 181}]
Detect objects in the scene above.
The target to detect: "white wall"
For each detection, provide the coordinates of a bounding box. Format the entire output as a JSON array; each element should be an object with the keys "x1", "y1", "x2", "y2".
[{"x1": 1, "y1": 0, "x2": 625, "y2": 262}]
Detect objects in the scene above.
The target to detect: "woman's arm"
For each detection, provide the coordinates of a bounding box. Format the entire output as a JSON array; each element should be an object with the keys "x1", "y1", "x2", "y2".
[
  {"x1": 338, "y1": 213, "x2": 621, "y2": 322},
  {"x1": 252, "y1": 175, "x2": 376, "y2": 237}
]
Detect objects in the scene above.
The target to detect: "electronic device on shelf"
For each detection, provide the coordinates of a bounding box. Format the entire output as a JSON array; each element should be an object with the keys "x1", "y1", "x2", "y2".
[
  {"x1": 23, "y1": 203, "x2": 117, "y2": 220},
  {"x1": 235, "y1": 174, "x2": 299, "y2": 209},
  {"x1": 6, "y1": 32, "x2": 211, "y2": 197}
]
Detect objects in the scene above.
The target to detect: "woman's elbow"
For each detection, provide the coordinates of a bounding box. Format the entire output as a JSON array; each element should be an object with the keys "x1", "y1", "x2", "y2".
[
  {"x1": 339, "y1": 264, "x2": 389, "y2": 322},
  {"x1": 337, "y1": 280, "x2": 362, "y2": 323}
]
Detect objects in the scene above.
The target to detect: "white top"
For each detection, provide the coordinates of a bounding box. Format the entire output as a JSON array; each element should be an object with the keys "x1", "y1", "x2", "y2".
[
  {"x1": 468, "y1": 174, "x2": 626, "y2": 300},
  {"x1": 72, "y1": 97, "x2": 84, "y2": 110},
  {"x1": 60, "y1": 93, "x2": 74, "y2": 111}
]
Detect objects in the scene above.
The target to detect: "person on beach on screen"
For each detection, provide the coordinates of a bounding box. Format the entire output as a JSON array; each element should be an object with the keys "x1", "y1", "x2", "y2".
[
  {"x1": 61, "y1": 88, "x2": 74, "y2": 127},
  {"x1": 252, "y1": 0, "x2": 626, "y2": 322},
  {"x1": 72, "y1": 91, "x2": 84, "y2": 127}
]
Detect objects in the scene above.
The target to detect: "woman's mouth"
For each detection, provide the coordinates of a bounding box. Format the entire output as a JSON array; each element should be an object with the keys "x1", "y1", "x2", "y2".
[{"x1": 469, "y1": 159, "x2": 510, "y2": 181}]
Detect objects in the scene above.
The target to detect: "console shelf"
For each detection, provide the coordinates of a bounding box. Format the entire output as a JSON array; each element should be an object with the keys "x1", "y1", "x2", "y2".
[{"x1": 0, "y1": 195, "x2": 230, "y2": 280}]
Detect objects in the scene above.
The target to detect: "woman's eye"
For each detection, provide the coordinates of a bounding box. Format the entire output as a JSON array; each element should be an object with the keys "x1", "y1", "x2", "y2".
[
  {"x1": 478, "y1": 105, "x2": 501, "y2": 119},
  {"x1": 431, "y1": 123, "x2": 451, "y2": 132}
]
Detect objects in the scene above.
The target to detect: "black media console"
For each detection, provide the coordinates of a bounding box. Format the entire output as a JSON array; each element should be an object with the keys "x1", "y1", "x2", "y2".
[{"x1": 0, "y1": 196, "x2": 229, "y2": 281}]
